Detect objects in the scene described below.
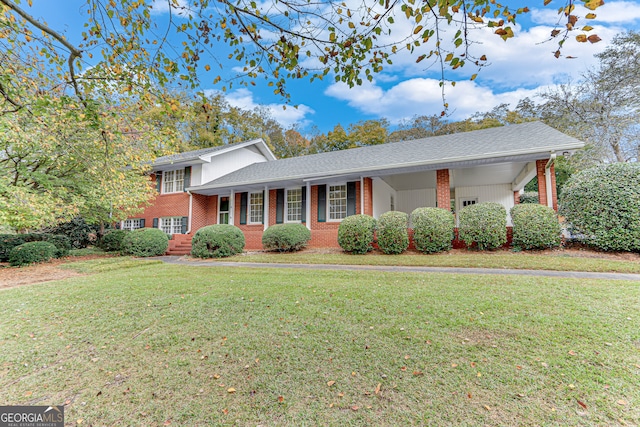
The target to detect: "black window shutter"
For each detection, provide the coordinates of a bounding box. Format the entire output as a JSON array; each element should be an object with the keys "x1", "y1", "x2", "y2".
[
  {"x1": 152, "y1": 218, "x2": 159, "y2": 228},
  {"x1": 317, "y1": 185, "x2": 326, "y2": 223},
  {"x1": 276, "y1": 189, "x2": 284, "y2": 224},
  {"x1": 115, "y1": 222, "x2": 121, "y2": 230},
  {"x1": 301, "y1": 187, "x2": 306, "y2": 223},
  {"x1": 240, "y1": 192, "x2": 248, "y2": 225},
  {"x1": 181, "y1": 216, "x2": 188, "y2": 234},
  {"x1": 347, "y1": 181, "x2": 357, "y2": 216},
  {"x1": 183, "y1": 166, "x2": 191, "y2": 191},
  {"x1": 262, "y1": 191, "x2": 265, "y2": 224},
  {"x1": 155, "y1": 172, "x2": 162, "y2": 192},
  {"x1": 140, "y1": 219, "x2": 145, "y2": 228}
]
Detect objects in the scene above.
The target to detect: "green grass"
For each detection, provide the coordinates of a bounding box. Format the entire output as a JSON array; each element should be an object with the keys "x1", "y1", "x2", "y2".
[
  {"x1": 206, "y1": 249, "x2": 640, "y2": 274},
  {"x1": 1, "y1": 259, "x2": 639, "y2": 426},
  {"x1": 68, "y1": 247, "x2": 113, "y2": 257}
]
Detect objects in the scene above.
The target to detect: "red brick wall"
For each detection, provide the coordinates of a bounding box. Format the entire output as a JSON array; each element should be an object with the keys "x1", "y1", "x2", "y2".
[
  {"x1": 513, "y1": 191, "x2": 520, "y2": 205},
  {"x1": 135, "y1": 174, "x2": 190, "y2": 229},
  {"x1": 234, "y1": 192, "x2": 265, "y2": 250},
  {"x1": 191, "y1": 194, "x2": 218, "y2": 233},
  {"x1": 363, "y1": 178, "x2": 373, "y2": 216},
  {"x1": 436, "y1": 169, "x2": 450, "y2": 210}
]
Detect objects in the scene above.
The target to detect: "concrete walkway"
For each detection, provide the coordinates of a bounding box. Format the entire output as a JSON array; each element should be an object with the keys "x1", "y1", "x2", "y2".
[{"x1": 154, "y1": 256, "x2": 640, "y2": 282}]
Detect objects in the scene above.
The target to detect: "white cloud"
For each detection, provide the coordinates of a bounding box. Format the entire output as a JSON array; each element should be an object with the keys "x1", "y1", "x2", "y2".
[
  {"x1": 222, "y1": 88, "x2": 315, "y2": 129},
  {"x1": 150, "y1": 0, "x2": 191, "y2": 16},
  {"x1": 531, "y1": 1, "x2": 640, "y2": 25},
  {"x1": 325, "y1": 78, "x2": 544, "y2": 122}
]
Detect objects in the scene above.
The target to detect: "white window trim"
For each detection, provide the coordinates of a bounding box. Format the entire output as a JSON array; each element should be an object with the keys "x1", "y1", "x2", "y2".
[
  {"x1": 159, "y1": 216, "x2": 183, "y2": 234},
  {"x1": 285, "y1": 187, "x2": 303, "y2": 223},
  {"x1": 122, "y1": 218, "x2": 143, "y2": 231},
  {"x1": 248, "y1": 191, "x2": 264, "y2": 225},
  {"x1": 161, "y1": 169, "x2": 184, "y2": 194},
  {"x1": 327, "y1": 183, "x2": 348, "y2": 222}
]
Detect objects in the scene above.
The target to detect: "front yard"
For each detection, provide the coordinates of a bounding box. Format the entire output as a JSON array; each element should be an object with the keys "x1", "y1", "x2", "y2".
[{"x1": 1, "y1": 257, "x2": 638, "y2": 425}]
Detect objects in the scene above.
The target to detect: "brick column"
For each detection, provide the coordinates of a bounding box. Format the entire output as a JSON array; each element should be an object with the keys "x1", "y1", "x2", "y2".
[
  {"x1": 513, "y1": 191, "x2": 520, "y2": 205},
  {"x1": 436, "y1": 169, "x2": 450, "y2": 210},
  {"x1": 363, "y1": 177, "x2": 373, "y2": 216},
  {"x1": 536, "y1": 159, "x2": 558, "y2": 211}
]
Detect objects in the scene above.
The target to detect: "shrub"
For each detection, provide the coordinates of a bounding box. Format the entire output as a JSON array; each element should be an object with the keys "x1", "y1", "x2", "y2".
[
  {"x1": 560, "y1": 163, "x2": 640, "y2": 252},
  {"x1": 411, "y1": 207, "x2": 455, "y2": 253},
  {"x1": 337, "y1": 215, "x2": 377, "y2": 254},
  {"x1": 0, "y1": 234, "x2": 26, "y2": 262},
  {"x1": 43, "y1": 234, "x2": 72, "y2": 258},
  {"x1": 262, "y1": 223, "x2": 311, "y2": 252},
  {"x1": 519, "y1": 192, "x2": 539, "y2": 204},
  {"x1": 121, "y1": 228, "x2": 169, "y2": 257},
  {"x1": 9, "y1": 241, "x2": 58, "y2": 266},
  {"x1": 191, "y1": 224, "x2": 245, "y2": 258},
  {"x1": 49, "y1": 217, "x2": 97, "y2": 248},
  {"x1": 99, "y1": 230, "x2": 129, "y2": 252},
  {"x1": 376, "y1": 211, "x2": 409, "y2": 254},
  {"x1": 458, "y1": 202, "x2": 507, "y2": 250},
  {"x1": 510, "y1": 204, "x2": 561, "y2": 250}
]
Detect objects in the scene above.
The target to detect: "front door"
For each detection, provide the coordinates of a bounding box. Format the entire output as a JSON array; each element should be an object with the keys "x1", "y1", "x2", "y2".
[{"x1": 219, "y1": 197, "x2": 230, "y2": 224}]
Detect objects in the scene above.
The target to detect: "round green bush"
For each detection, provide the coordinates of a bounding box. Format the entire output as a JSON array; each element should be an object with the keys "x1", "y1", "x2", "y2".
[
  {"x1": 519, "y1": 192, "x2": 539, "y2": 204},
  {"x1": 121, "y1": 228, "x2": 169, "y2": 257},
  {"x1": 9, "y1": 241, "x2": 58, "y2": 266},
  {"x1": 510, "y1": 204, "x2": 561, "y2": 250},
  {"x1": 376, "y1": 211, "x2": 409, "y2": 255},
  {"x1": 337, "y1": 214, "x2": 377, "y2": 254},
  {"x1": 43, "y1": 234, "x2": 72, "y2": 258},
  {"x1": 560, "y1": 163, "x2": 640, "y2": 252},
  {"x1": 100, "y1": 229, "x2": 129, "y2": 252},
  {"x1": 49, "y1": 217, "x2": 97, "y2": 248},
  {"x1": 458, "y1": 202, "x2": 507, "y2": 250},
  {"x1": 262, "y1": 223, "x2": 311, "y2": 252},
  {"x1": 411, "y1": 207, "x2": 455, "y2": 253},
  {"x1": 191, "y1": 224, "x2": 245, "y2": 258}
]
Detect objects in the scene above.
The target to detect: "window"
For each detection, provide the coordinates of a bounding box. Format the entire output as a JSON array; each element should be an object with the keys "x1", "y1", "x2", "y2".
[
  {"x1": 122, "y1": 218, "x2": 143, "y2": 231},
  {"x1": 390, "y1": 195, "x2": 395, "y2": 211},
  {"x1": 328, "y1": 184, "x2": 347, "y2": 221},
  {"x1": 286, "y1": 188, "x2": 302, "y2": 222},
  {"x1": 162, "y1": 169, "x2": 184, "y2": 194},
  {"x1": 249, "y1": 192, "x2": 263, "y2": 224},
  {"x1": 461, "y1": 198, "x2": 478, "y2": 209},
  {"x1": 160, "y1": 217, "x2": 182, "y2": 234}
]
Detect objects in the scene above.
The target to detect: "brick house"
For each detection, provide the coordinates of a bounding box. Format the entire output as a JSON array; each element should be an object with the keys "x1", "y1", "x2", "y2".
[{"x1": 122, "y1": 122, "x2": 584, "y2": 253}]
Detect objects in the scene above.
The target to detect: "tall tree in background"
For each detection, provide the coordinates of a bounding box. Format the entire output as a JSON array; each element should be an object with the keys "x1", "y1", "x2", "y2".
[{"x1": 539, "y1": 31, "x2": 640, "y2": 165}]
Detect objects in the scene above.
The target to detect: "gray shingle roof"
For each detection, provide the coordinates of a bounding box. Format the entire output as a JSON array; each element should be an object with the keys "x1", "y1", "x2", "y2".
[{"x1": 190, "y1": 122, "x2": 584, "y2": 191}]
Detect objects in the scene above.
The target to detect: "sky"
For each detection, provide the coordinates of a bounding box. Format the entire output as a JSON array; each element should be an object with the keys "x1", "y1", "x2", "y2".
[{"x1": 27, "y1": 0, "x2": 640, "y2": 133}]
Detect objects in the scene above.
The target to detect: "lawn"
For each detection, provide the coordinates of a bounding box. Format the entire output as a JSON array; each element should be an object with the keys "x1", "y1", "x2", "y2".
[{"x1": 1, "y1": 258, "x2": 638, "y2": 426}]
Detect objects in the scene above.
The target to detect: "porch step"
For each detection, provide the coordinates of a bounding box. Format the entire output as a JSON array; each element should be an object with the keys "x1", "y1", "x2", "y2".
[{"x1": 166, "y1": 235, "x2": 193, "y2": 256}]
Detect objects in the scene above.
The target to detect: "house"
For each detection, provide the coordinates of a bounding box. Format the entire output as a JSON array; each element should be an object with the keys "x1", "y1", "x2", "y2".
[{"x1": 123, "y1": 122, "x2": 584, "y2": 253}]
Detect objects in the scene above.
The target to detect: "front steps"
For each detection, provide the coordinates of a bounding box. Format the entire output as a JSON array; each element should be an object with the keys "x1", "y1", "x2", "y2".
[{"x1": 167, "y1": 234, "x2": 192, "y2": 255}]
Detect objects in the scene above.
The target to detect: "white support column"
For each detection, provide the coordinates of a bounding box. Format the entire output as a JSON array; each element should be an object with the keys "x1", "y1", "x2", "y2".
[
  {"x1": 263, "y1": 185, "x2": 269, "y2": 231},
  {"x1": 545, "y1": 168, "x2": 553, "y2": 208},
  {"x1": 229, "y1": 190, "x2": 235, "y2": 225},
  {"x1": 306, "y1": 182, "x2": 311, "y2": 230}
]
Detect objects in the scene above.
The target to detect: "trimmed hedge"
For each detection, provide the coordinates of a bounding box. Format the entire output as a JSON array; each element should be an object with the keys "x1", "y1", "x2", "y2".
[
  {"x1": 510, "y1": 204, "x2": 561, "y2": 250},
  {"x1": 560, "y1": 162, "x2": 640, "y2": 252},
  {"x1": 49, "y1": 217, "x2": 96, "y2": 248},
  {"x1": 99, "y1": 229, "x2": 129, "y2": 252},
  {"x1": 0, "y1": 233, "x2": 69, "y2": 261},
  {"x1": 191, "y1": 224, "x2": 245, "y2": 258},
  {"x1": 337, "y1": 214, "x2": 377, "y2": 254},
  {"x1": 376, "y1": 211, "x2": 409, "y2": 255},
  {"x1": 121, "y1": 228, "x2": 169, "y2": 257},
  {"x1": 9, "y1": 241, "x2": 58, "y2": 267},
  {"x1": 519, "y1": 192, "x2": 539, "y2": 204},
  {"x1": 458, "y1": 202, "x2": 507, "y2": 250},
  {"x1": 411, "y1": 207, "x2": 455, "y2": 253},
  {"x1": 262, "y1": 223, "x2": 311, "y2": 252}
]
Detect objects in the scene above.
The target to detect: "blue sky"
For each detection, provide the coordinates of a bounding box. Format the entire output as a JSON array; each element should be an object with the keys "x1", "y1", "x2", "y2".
[{"x1": 29, "y1": 0, "x2": 640, "y2": 133}]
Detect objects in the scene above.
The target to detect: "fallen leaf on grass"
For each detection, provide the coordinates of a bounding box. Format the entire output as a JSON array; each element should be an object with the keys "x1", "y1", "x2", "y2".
[
  {"x1": 163, "y1": 420, "x2": 171, "y2": 426},
  {"x1": 327, "y1": 381, "x2": 335, "y2": 387},
  {"x1": 568, "y1": 350, "x2": 577, "y2": 356},
  {"x1": 617, "y1": 399, "x2": 627, "y2": 406},
  {"x1": 483, "y1": 405, "x2": 491, "y2": 411},
  {"x1": 576, "y1": 399, "x2": 587, "y2": 409},
  {"x1": 227, "y1": 388, "x2": 236, "y2": 394},
  {"x1": 338, "y1": 392, "x2": 344, "y2": 397},
  {"x1": 278, "y1": 396, "x2": 284, "y2": 403},
  {"x1": 451, "y1": 363, "x2": 458, "y2": 368},
  {"x1": 351, "y1": 406, "x2": 359, "y2": 411},
  {"x1": 413, "y1": 371, "x2": 424, "y2": 376},
  {"x1": 374, "y1": 383, "x2": 381, "y2": 395},
  {"x1": 222, "y1": 408, "x2": 228, "y2": 415},
  {"x1": 400, "y1": 366, "x2": 407, "y2": 371}
]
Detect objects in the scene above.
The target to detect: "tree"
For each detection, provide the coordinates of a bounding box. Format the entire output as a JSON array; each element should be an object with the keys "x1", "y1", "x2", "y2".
[
  {"x1": 0, "y1": 0, "x2": 604, "y2": 116},
  {"x1": 348, "y1": 119, "x2": 390, "y2": 147},
  {"x1": 538, "y1": 32, "x2": 640, "y2": 165}
]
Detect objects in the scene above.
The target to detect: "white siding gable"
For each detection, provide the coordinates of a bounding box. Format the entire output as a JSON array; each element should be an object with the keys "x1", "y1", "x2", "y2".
[{"x1": 200, "y1": 146, "x2": 270, "y2": 185}]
